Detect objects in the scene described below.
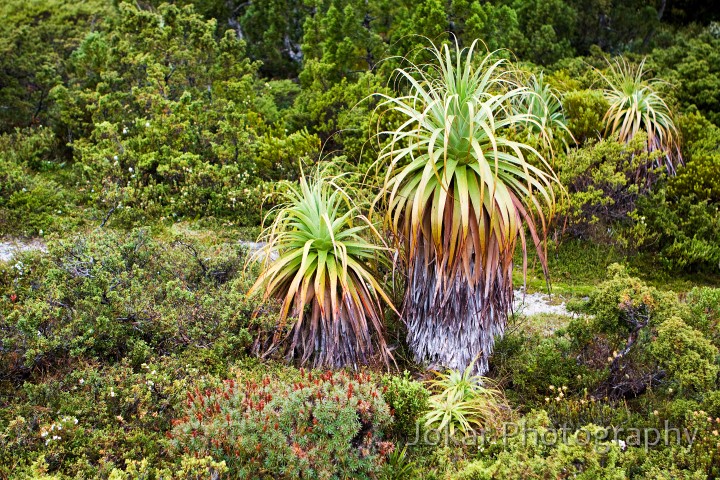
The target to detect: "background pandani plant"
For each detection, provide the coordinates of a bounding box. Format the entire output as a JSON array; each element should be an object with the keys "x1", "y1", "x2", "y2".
[
  {"x1": 515, "y1": 73, "x2": 572, "y2": 150},
  {"x1": 249, "y1": 169, "x2": 394, "y2": 369},
  {"x1": 375, "y1": 40, "x2": 560, "y2": 374},
  {"x1": 600, "y1": 57, "x2": 682, "y2": 174}
]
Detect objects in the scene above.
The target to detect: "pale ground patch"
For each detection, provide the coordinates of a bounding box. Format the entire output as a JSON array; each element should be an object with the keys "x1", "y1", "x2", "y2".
[
  {"x1": 239, "y1": 240, "x2": 279, "y2": 261},
  {"x1": 511, "y1": 289, "x2": 578, "y2": 336},
  {"x1": 0, "y1": 237, "x2": 47, "y2": 262},
  {"x1": 512, "y1": 289, "x2": 570, "y2": 317}
]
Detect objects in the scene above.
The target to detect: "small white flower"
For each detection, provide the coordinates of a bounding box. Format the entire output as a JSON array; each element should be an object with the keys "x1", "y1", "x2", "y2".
[
  {"x1": 122, "y1": 127, "x2": 128, "y2": 134},
  {"x1": 22, "y1": 188, "x2": 27, "y2": 192},
  {"x1": 616, "y1": 439, "x2": 627, "y2": 451},
  {"x1": 128, "y1": 167, "x2": 133, "y2": 173},
  {"x1": 113, "y1": 155, "x2": 118, "y2": 161},
  {"x1": 79, "y1": 378, "x2": 84, "y2": 385},
  {"x1": 39, "y1": 229, "x2": 43, "y2": 235},
  {"x1": 73, "y1": 418, "x2": 78, "y2": 425},
  {"x1": 109, "y1": 389, "x2": 116, "y2": 398},
  {"x1": 145, "y1": 121, "x2": 150, "y2": 127}
]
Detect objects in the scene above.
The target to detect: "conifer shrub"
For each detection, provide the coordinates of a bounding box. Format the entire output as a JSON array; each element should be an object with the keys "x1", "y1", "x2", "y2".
[
  {"x1": 0, "y1": 229, "x2": 260, "y2": 383},
  {"x1": 382, "y1": 371, "x2": 430, "y2": 438},
  {"x1": 170, "y1": 370, "x2": 393, "y2": 479}
]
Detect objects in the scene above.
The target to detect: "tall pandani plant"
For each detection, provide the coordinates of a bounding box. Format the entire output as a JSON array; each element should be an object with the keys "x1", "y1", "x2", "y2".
[
  {"x1": 248, "y1": 168, "x2": 395, "y2": 369},
  {"x1": 599, "y1": 57, "x2": 682, "y2": 174},
  {"x1": 375, "y1": 40, "x2": 560, "y2": 374}
]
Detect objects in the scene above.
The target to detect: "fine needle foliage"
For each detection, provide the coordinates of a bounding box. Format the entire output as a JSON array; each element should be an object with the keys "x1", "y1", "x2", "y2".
[
  {"x1": 599, "y1": 57, "x2": 682, "y2": 174},
  {"x1": 248, "y1": 169, "x2": 395, "y2": 369},
  {"x1": 424, "y1": 361, "x2": 505, "y2": 436},
  {"x1": 375, "y1": 39, "x2": 560, "y2": 374}
]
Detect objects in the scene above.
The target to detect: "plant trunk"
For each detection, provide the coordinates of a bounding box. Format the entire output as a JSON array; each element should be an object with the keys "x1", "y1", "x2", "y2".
[{"x1": 404, "y1": 244, "x2": 513, "y2": 375}]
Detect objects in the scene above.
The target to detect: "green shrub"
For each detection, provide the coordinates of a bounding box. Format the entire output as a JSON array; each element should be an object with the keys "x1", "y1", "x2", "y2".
[
  {"x1": 170, "y1": 370, "x2": 393, "y2": 479},
  {"x1": 651, "y1": 316, "x2": 719, "y2": 394},
  {"x1": 634, "y1": 189, "x2": 720, "y2": 273},
  {"x1": 0, "y1": 229, "x2": 260, "y2": 382},
  {"x1": 0, "y1": 0, "x2": 111, "y2": 132},
  {"x1": 686, "y1": 287, "x2": 720, "y2": 345},
  {"x1": 700, "y1": 391, "x2": 720, "y2": 419},
  {"x1": 568, "y1": 264, "x2": 686, "y2": 397},
  {"x1": 52, "y1": 3, "x2": 320, "y2": 227},
  {"x1": 382, "y1": 371, "x2": 429, "y2": 438},
  {"x1": 650, "y1": 30, "x2": 720, "y2": 126},
  {"x1": 555, "y1": 134, "x2": 662, "y2": 243},
  {"x1": 0, "y1": 127, "x2": 82, "y2": 235},
  {"x1": 562, "y1": 89, "x2": 608, "y2": 144},
  {"x1": 669, "y1": 112, "x2": 720, "y2": 203},
  {"x1": 492, "y1": 331, "x2": 589, "y2": 408},
  {"x1": 452, "y1": 410, "x2": 626, "y2": 480},
  {"x1": 669, "y1": 152, "x2": 720, "y2": 204},
  {"x1": 0, "y1": 358, "x2": 212, "y2": 478}
]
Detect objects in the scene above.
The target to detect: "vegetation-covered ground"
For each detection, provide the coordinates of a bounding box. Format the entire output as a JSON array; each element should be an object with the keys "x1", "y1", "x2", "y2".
[{"x1": 2, "y1": 0, "x2": 720, "y2": 478}]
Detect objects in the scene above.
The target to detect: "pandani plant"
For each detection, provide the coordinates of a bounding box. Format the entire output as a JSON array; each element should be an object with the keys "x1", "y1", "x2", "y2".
[
  {"x1": 248, "y1": 168, "x2": 395, "y2": 369},
  {"x1": 424, "y1": 360, "x2": 505, "y2": 436},
  {"x1": 515, "y1": 72, "x2": 572, "y2": 150},
  {"x1": 374, "y1": 39, "x2": 560, "y2": 374},
  {"x1": 599, "y1": 56, "x2": 682, "y2": 174}
]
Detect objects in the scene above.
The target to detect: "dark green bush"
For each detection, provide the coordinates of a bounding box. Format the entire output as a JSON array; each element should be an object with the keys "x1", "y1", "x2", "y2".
[
  {"x1": 651, "y1": 316, "x2": 718, "y2": 394},
  {"x1": 686, "y1": 287, "x2": 720, "y2": 346},
  {"x1": 0, "y1": 359, "x2": 225, "y2": 478},
  {"x1": 382, "y1": 371, "x2": 429, "y2": 438},
  {"x1": 51, "y1": 3, "x2": 320, "y2": 227},
  {"x1": 171, "y1": 370, "x2": 393, "y2": 479},
  {"x1": 568, "y1": 264, "x2": 710, "y2": 398},
  {"x1": 0, "y1": 127, "x2": 82, "y2": 235},
  {"x1": 554, "y1": 134, "x2": 662, "y2": 243},
  {"x1": 634, "y1": 189, "x2": 720, "y2": 273},
  {"x1": 669, "y1": 111, "x2": 720, "y2": 203},
  {"x1": 0, "y1": 0, "x2": 111, "y2": 132},
  {"x1": 562, "y1": 89, "x2": 608, "y2": 144},
  {"x1": 452, "y1": 410, "x2": 626, "y2": 480},
  {"x1": 492, "y1": 330, "x2": 592, "y2": 408},
  {"x1": 0, "y1": 229, "x2": 260, "y2": 384}
]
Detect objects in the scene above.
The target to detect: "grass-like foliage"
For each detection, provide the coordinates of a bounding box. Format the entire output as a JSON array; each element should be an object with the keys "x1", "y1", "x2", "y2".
[
  {"x1": 600, "y1": 57, "x2": 682, "y2": 173},
  {"x1": 515, "y1": 73, "x2": 572, "y2": 150},
  {"x1": 249, "y1": 169, "x2": 394, "y2": 369},
  {"x1": 376, "y1": 39, "x2": 560, "y2": 374},
  {"x1": 424, "y1": 362, "x2": 505, "y2": 436}
]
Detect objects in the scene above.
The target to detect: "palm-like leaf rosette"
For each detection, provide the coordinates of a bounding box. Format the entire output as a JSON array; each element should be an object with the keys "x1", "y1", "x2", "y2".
[
  {"x1": 424, "y1": 360, "x2": 505, "y2": 436},
  {"x1": 600, "y1": 57, "x2": 682, "y2": 174},
  {"x1": 376, "y1": 40, "x2": 560, "y2": 374},
  {"x1": 249, "y1": 170, "x2": 394, "y2": 369},
  {"x1": 515, "y1": 72, "x2": 572, "y2": 150}
]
